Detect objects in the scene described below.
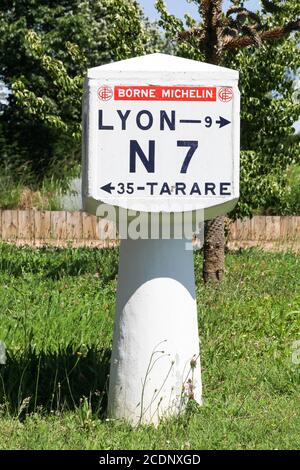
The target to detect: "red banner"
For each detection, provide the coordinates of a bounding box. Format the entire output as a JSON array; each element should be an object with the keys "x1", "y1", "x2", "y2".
[{"x1": 114, "y1": 86, "x2": 216, "y2": 102}]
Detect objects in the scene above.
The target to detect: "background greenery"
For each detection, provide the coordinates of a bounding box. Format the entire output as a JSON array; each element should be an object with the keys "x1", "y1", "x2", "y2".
[
  {"x1": 0, "y1": 0, "x2": 161, "y2": 184},
  {"x1": 0, "y1": 0, "x2": 299, "y2": 215},
  {"x1": 156, "y1": 0, "x2": 300, "y2": 217},
  {"x1": 0, "y1": 244, "x2": 299, "y2": 449}
]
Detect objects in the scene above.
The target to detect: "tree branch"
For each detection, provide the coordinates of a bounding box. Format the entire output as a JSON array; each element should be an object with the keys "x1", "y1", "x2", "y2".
[
  {"x1": 178, "y1": 27, "x2": 204, "y2": 42},
  {"x1": 223, "y1": 19, "x2": 300, "y2": 49}
]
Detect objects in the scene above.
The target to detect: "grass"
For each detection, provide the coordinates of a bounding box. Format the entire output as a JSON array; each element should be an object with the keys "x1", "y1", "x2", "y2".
[
  {"x1": 0, "y1": 243, "x2": 299, "y2": 449},
  {"x1": 0, "y1": 171, "x2": 63, "y2": 210}
]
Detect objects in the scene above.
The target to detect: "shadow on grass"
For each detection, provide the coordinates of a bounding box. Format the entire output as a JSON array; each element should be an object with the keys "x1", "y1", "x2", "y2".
[{"x1": 0, "y1": 346, "x2": 111, "y2": 418}]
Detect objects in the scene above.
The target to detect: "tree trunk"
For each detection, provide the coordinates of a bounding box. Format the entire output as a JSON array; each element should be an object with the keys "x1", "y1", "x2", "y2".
[
  {"x1": 200, "y1": 1, "x2": 226, "y2": 282},
  {"x1": 203, "y1": 215, "x2": 225, "y2": 283}
]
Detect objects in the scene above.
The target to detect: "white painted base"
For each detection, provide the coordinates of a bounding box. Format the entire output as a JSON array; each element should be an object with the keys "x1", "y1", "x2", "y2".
[{"x1": 108, "y1": 238, "x2": 202, "y2": 425}]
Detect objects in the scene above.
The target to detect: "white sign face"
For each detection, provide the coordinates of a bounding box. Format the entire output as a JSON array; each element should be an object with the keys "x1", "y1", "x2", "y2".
[{"x1": 83, "y1": 54, "x2": 240, "y2": 216}]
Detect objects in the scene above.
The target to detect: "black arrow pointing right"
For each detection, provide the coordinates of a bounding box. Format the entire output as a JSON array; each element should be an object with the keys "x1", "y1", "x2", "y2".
[{"x1": 216, "y1": 116, "x2": 231, "y2": 128}]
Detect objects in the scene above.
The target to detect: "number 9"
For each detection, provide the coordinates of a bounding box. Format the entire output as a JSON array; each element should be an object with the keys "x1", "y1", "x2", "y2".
[{"x1": 205, "y1": 116, "x2": 212, "y2": 128}]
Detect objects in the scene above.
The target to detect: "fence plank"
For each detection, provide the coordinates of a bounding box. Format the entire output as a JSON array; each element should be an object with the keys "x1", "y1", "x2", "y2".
[
  {"x1": 1, "y1": 210, "x2": 18, "y2": 240},
  {"x1": 235, "y1": 218, "x2": 251, "y2": 241},
  {"x1": 82, "y1": 212, "x2": 97, "y2": 239},
  {"x1": 251, "y1": 216, "x2": 266, "y2": 241},
  {"x1": 226, "y1": 218, "x2": 236, "y2": 241},
  {"x1": 97, "y1": 219, "x2": 116, "y2": 244},
  {"x1": 265, "y1": 216, "x2": 281, "y2": 241},
  {"x1": 66, "y1": 211, "x2": 82, "y2": 240},
  {"x1": 51, "y1": 211, "x2": 67, "y2": 240},
  {"x1": 18, "y1": 210, "x2": 34, "y2": 240},
  {"x1": 34, "y1": 211, "x2": 51, "y2": 241},
  {"x1": 280, "y1": 216, "x2": 296, "y2": 240},
  {"x1": 294, "y1": 217, "x2": 300, "y2": 237}
]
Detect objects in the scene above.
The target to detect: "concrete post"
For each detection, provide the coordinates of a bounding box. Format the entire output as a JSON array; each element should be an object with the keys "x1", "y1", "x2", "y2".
[{"x1": 108, "y1": 238, "x2": 202, "y2": 425}]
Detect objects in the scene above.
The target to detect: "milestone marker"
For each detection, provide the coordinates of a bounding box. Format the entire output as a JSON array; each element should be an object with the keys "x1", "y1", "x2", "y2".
[{"x1": 82, "y1": 53, "x2": 240, "y2": 425}]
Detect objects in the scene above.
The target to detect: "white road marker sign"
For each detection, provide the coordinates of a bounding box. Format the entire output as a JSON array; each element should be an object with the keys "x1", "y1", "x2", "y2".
[{"x1": 82, "y1": 53, "x2": 240, "y2": 218}]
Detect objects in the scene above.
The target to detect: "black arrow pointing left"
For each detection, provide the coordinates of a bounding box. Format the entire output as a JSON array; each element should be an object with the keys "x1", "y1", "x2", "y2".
[{"x1": 101, "y1": 183, "x2": 115, "y2": 194}]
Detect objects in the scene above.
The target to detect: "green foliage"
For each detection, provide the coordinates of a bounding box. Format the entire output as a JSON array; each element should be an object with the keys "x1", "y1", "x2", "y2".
[
  {"x1": 155, "y1": 0, "x2": 205, "y2": 60},
  {"x1": 0, "y1": 170, "x2": 24, "y2": 209},
  {"x1": 281, "y1": 164, "x2": 300, "y2": 214},
  {"x1": 0, "y1": 164, "x2": 63, "y2": 209},
  {"x1": 0, "y1": 246, "x2": 299, "y2": 448},
  {"x1": 156, "y1": 0, "x2": 300, "y2": 217},
  {"x1": 228, "y1": 34, "x2": 300, "y2": 217},
  {"x1": 0, "y1": 0, "x2": 162, "y2": 181}
]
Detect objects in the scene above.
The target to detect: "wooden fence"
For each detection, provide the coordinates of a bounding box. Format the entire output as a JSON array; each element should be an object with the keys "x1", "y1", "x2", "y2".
[
  {"x1": 226, "y1": 215, "x2": 300, "y2": 251},
  {"x1": 0, "y1": 210, "x2": 299, "y2": 250}
]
